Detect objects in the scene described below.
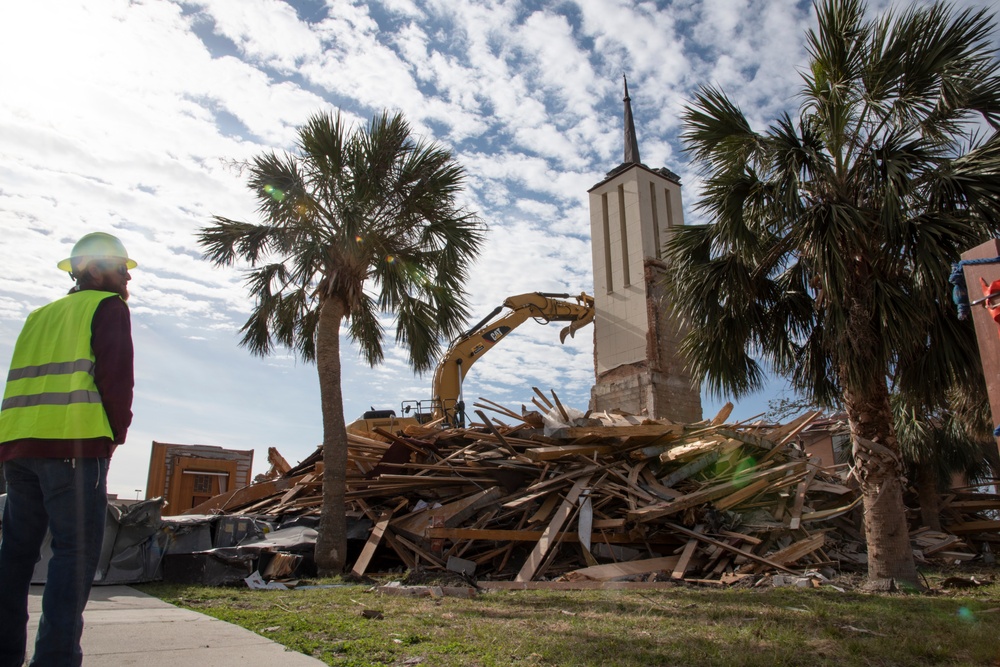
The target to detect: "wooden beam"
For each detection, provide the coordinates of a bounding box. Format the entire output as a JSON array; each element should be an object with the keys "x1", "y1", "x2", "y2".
[
  {"x1": 788, "y1": 469, "x2": 817, "y2": 530},
  {"x1": 426, "y1": 527, "x2": 652, "y2": 544},
  {"x1": 664, "y1": 522, "x2": 800, "y2": 575},
  {"x1": 183, "y1": 474, "x2": 307, "y2": 515},
  {"x1": 550, "y1": 424, "x2": 686, "y2": 440},
  {"x1": 532, "y1": 387, "x2": 554, "y2": 409},
  {"x1": 755, "y1": 533, "x2": 826, "y2": 569},
  {"x1": 474, "y1": 409, "x2": 520, "y2": 457},
  {"x1": 523, "y1": 444, "x2": 614, "y2": 461},
  {"x1": 393, "y1": 486, "x2": 503, "y2": 539},
  {"x1": 350, "y1": 510, "x2": 393, "y2": 577},
  {"x1": 565, "y1": 556, "x2": 681, "y2": 582},
  {"x1": 515, "y1": 475, "x2": 592, "y2": 582},
  {"x1": 671, "y1": 525, "x2": 704, "y2": 580},
  {"x1": 629, "y1": 461, "x2": 805, "y2": 523},
  {"x1": 946, "y1": 519, "x2": 1000, "y2": 534}
]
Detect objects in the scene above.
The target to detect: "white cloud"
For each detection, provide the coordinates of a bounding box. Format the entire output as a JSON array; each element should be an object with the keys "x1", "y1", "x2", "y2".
[{"x1": 2, "y1": 0, "x2": 992, "y2": 499}]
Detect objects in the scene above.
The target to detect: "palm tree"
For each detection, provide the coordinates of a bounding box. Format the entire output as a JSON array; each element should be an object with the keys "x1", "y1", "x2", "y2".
[
  {"x1": 199, "y1": 110, "x2": 484, "y2": 574},
  {"x1": 894, "y1": 386, "x2": 1000, "y2": 531},
  {"x1": 667, "y1": 0, "x2": 1000, "y2": 588}
]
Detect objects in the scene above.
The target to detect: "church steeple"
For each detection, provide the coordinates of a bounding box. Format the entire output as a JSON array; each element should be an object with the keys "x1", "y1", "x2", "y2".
[{"x1": 623, "y1": 74, "x2": 641, "y2": 165}]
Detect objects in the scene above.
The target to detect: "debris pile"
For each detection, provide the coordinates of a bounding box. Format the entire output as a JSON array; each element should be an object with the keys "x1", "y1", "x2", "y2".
[{"x1": 186, "y1": 394, "x2": 997, "y2": 584}]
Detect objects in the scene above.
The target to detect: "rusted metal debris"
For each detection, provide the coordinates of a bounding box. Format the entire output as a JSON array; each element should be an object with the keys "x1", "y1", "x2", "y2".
[{"x1": 186, "y1": 395, "x2": 998, "y2": 584}]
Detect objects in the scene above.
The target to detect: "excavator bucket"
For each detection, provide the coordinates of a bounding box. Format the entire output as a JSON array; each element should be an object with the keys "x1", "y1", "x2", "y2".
[{"x1": 559, "y1": 312, "x2": 594, "y2": 343}]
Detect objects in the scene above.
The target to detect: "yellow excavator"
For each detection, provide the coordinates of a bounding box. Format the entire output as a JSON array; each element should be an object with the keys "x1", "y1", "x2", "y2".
[{"x1": 349, "y1": 292, "x2": 594, "y2": 432}]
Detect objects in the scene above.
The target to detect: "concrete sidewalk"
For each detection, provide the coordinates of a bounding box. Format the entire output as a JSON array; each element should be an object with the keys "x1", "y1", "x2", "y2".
[{"x1": 26, "y1": 585, "x2": 326, "y2": 666}]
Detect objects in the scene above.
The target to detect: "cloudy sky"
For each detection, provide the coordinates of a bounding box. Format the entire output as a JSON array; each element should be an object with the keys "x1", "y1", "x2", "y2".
[{"x1": 2, "y1": 0, "x2": 997, "y2": 499}]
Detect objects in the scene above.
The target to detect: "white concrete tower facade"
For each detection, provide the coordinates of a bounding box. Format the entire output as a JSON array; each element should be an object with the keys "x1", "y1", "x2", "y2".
[{"x1": 588, "y1": 78, "x2": 702, "y2": 422}]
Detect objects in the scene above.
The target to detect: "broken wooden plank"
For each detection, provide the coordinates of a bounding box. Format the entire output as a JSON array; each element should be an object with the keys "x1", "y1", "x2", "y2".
[
  {"x1": 946, "y1": 519, "x2": 1000, "y2": 534},
  {"x1": 523, "y1": 443, "x2": 614, "y2": 461},
  {"x1": 532, "y1": 387, "x2": 554, "y2": 409},
  {"x1": 788, "y1": 469, "x2": 817, "y2": 530},
  {"x1": 657, "y1": 451, "x2": 722, "y2": 488},
  {"x1": 527, "y1": 492, "x2": 561, "y2": 524},
  {"x1": 671, "y1": 525, "x2": 704, "y2": 580},
  {"x1": 712, "y1": 477, "x2": 774, "y2": 511},
  {"x1": 664, "y1": 522, "x2": 800, "y2": 575},
  {"x1": 629, "y1": 461, "x2": 806, "y2": 523},
  {"x1": 564, "y1": 556, "x2": 681, "y2": 582},
  {"x1": 550, "y1": 389, "x2": 571, "y2": 422},
  {"x1": 393, "y1": 486, "x2": 503, "y2": 539},
  {"x1": 515, "y1": 475, "x2": 593, "y2": 582},
  {"x1": 551, "y1": 424, "x2": 686, "y2": 440},
  {"x1": 183, "y1": 474, "x2": 308, "y2": 515},
  {"x1": 350, "y1": 510, "x2": 394, "y2": 577},
  {"x1": 474, "y1": 409, "x2": 520, "y2": 457},
  {"x1": 639, "y1": 467, "x2": 681, "y2": 500},
  {"x1": 760, "y1": 533, "x2": 827, "y2": 568},
  {"x1": 710, "y1": 402, "x2": 734, "y2": 425}
]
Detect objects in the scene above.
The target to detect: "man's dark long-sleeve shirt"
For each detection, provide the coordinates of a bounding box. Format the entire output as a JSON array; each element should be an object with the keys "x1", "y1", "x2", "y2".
[{"x1": 0, "y1": 293, "x2": 133, "y2": 462}]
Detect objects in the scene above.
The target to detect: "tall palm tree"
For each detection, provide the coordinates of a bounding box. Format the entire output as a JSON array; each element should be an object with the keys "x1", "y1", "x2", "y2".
[
  {"x1": 667, "y1": 0, "x2": 1000, "y2": 588},
  {"x1": 199, "y1": 111, "x2": 484, "y2": 573}
]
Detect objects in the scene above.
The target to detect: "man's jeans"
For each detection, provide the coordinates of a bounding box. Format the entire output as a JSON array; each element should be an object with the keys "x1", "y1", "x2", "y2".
[{"x1": 0, "y1": 458, "x2": 109, "y2": 667}]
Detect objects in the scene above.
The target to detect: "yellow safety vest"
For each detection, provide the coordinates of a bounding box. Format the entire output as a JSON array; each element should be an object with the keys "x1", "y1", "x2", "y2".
[{"x1": 0, "y1": 290, "x2": 120, "y2": 443}]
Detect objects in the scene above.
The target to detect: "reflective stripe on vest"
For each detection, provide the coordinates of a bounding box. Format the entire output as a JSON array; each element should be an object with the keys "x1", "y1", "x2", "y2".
[{"x1": 0, "y1": 290, "x2": 119, "y2": 443}]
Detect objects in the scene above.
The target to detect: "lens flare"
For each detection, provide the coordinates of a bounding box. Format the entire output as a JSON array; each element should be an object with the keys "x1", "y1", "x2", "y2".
[
  {"x1": 355, "y1": 235, "x2": 363, "y2": 243},
  {"x1": 263, "y1": 184, "x2": 286, "y2": 202},
  {"x1": 730, "y1": 456, "x2": 756, "y2": 488},
  {"x1": 957, "y1": 606, "x2": 976, "y2": 622},
  {"x1": 386, "y1": 255, "x2": 395, "y2": 264}
]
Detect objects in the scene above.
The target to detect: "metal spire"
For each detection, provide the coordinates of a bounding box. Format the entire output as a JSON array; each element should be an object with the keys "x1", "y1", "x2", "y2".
[{"x1": 623, "y1": 74, "x2": 641, "y2": 165}]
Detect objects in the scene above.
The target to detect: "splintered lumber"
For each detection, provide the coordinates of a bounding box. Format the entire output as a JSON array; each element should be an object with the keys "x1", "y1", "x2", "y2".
[
  {"x1": 946, "y1": 520, "x2": 1000, "y2": 534},
  {"x1": 184, "y1": 474, "x2": 307, "y2": 515},
  {"x1": 550, "y1": 424, "x2": 685, "y2": 440},
  {"x1": 658, "y1": 451, "x2": 722, "y2": 487},
  {"x1": 207, "y1": 405, "x2": 1000, "y2": 583},
  {"x1": 393, "y1": 487, "x2": 503, "y2": 539},
  {"x1": 665, "y1": 522, "x2": 800, "y2": 575},
  {"x1": 771, "y1": 410, "x2": 824, "y2": 446},
  {"x1": 550, "y1": 390, "x2": 570, "y2": 422},
  {"x1": 425, "y1": 527, "x2": 648, "y2": 544},
  {"x1": 659, "y1": 437, "x2": 738, "y2": 463},
  {"x1": 350, "y1": 510, "x2": 394, "y2": 577},
  {"x1": 672, "y1": 525, "x2": 704, "y2": 579},
  {"x1": 711, "y1": 402, "x2": 734, "y2": 425},
  {"x1": 712, "y1": 477, "x2": 775, "y2": 511},
  {"x1": 515, "y1": 475, "x2": 593, "y2": 582},
  {"x1": 474, "y1": 410, "x2": 519, "y2": 457},
  {"x1": 788, "y1": 470, "x2": 817, "y2": 530},
  {"x1": 566, "y1": 556, "x2": 682, "y2": 581},
  {"x1": 266, "y1": 447, "x2": 292, "y2": 475},
  {"x1": 629, "y1": 460, "x2": 806, "y2": 523},
  {"x1": 524, "y1": 444, "x2": 615, "y2": 461},
  {"x1": 757, "y1": 533, "x2": 827, "y2": 568},
  {"x1": 473, "y1": 397, "x2": 526, "y2": 423},
  {"x1": 532, "y1": 387, "x2": 554, "y2": 409}
]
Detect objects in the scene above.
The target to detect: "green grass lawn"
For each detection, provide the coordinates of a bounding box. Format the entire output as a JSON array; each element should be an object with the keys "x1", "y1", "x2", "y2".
[{"x1": 138, "y1": 570, "x2": 1000, "y2": 667}]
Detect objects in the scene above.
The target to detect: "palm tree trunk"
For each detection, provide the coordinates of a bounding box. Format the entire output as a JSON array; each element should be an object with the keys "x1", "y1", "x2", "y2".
[
  {"x1": 842, "y1": 381, "x2": 919, "y2": 590},
  {"x1": 915, "y1": 463, "x2": 942, "y2": 532},
  {"x1": 314, "y1": 296, "x2": 349, "y2": 575}
]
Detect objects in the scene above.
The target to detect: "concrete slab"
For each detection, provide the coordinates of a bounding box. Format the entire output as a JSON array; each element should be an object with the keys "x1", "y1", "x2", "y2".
[{"x1": 25, "y1": 585, "x2": 325, "y2": 666}]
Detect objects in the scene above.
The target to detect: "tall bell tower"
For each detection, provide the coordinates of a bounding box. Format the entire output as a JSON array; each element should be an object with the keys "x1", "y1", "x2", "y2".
[{"x1": 588, "y1": 77, "x2": 702, "y2": 422}]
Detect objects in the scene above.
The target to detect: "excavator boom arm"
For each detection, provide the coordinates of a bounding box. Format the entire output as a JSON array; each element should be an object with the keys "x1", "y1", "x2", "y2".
[{"x1": 431, "y1": 292, "x2": 594, "y2": 426}]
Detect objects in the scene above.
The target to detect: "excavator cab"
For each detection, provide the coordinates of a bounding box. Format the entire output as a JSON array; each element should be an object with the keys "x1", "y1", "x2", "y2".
[{"x1": 399, "y1": 400, "x2": 447, "y2": 425}]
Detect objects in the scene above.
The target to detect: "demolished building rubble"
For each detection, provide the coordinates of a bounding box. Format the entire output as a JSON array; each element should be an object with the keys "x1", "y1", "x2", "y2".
[{"x1": 177, "y1": 392, "x2": 1000, "y2": 586}]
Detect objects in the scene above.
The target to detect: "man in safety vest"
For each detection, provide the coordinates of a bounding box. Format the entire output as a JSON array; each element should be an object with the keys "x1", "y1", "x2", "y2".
[{"x1": 0, "y1": 232, "x2": 135, "y2": 667}]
